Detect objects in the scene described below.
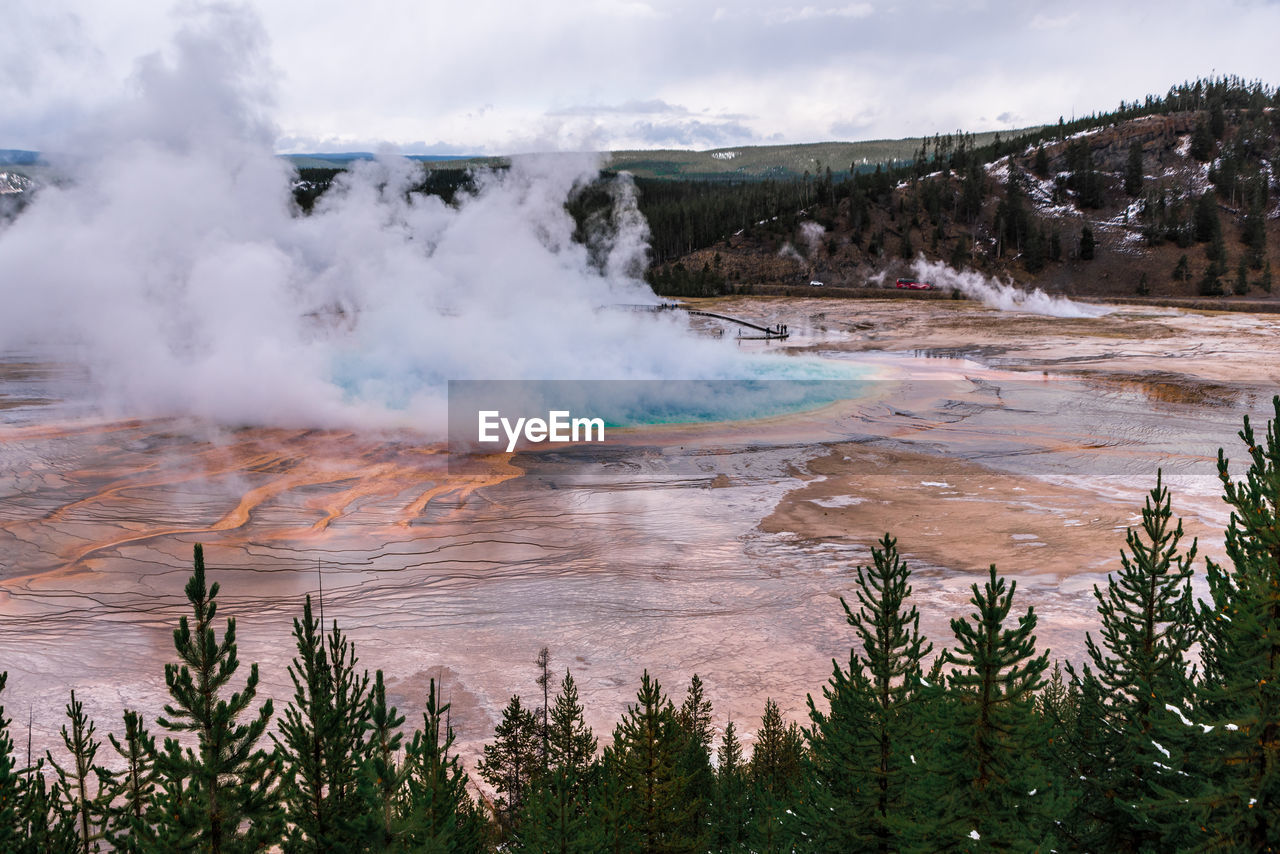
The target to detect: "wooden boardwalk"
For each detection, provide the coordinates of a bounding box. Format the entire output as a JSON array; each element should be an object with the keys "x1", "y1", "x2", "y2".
[{"x1": 613, "y1": 304, "x2": 790, "y2": 339}]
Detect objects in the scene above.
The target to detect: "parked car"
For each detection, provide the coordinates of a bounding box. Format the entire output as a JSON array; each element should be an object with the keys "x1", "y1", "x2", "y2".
[
  {"x1": 895, "y1": 278, "x2": 934, "y2": 290},
  {"x1": 809, "y1": 280, "x2": 825, "y2": 287}
]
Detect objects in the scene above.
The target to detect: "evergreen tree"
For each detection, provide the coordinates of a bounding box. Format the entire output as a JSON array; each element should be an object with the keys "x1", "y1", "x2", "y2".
[
  {"x1": 712, "y1": 721, "x2": 750, "y2": 851},
  {"x1": 587, "y1": 748, "x2": 631, "y2": 854},
  {"x1": 748, "y1": 699, "x2": 804, "y2": 852},
  {"x1": 1032, "y1": 145, "x2": 1050, "y2": 179},
  {"x1": 1242, "y1": 195, "x2": 1267, "y2": 268},
  {"x1": 1073, "y1": 474, "x2": 1198, "y2": 851},
  {"x1": 676, "y1": 675, "x2": 714, "y2": 754},
  {"x1": 1136, "y1": 271, "x2": 1151, "y2": 296},
  {"x1": 0, "y1": 673, "x2": 19, "y2": 850},
  {"x1": 535, "y1": 647, "x2": 551, "y2": 772},
  {"x1": 547, "y1": 671, "x2": 597, "y2": 778},
  {"x1": 925, "y1": 566, "x2": 1051, "y2": 851},
  {"x1": 518, "y1": 669, "x2": 597, "y2": 852},
  {"x1": 1079, "y1": 226, "x2": 1096, "y2": 260},
  {"x1": 1181, "y1": 397, "x2": 1280, "y2": 850},
  {"x1": 1172, "y1": 254, "x2": 1189, "y2": 282},
  {"x1": 46, "y1": 690, "x2": 109, "y2": 853},
  {"x1": 477, "y1": 694, "x2": 540, "y2": 832},
  {"x1": 273, "y1": 595, "x2": 374, "y2": 852},
  {"x1": 152, "y1": 543, "x2": 284, "y2": 852},
  {"x1": 1190, "y1": 116, "x2": 1216, "y2": 161},
  {"x1": 1124, "y1": 141, "x2": 1145, "y2": 197},
  {"x1": 363, "y1": 670, "x2": 405, "y2": 850},
  {"x1": 1209, "y1": 99, "x2": 1226, "y2": 139},
  {"x1": 1235, "y1": 260, "x2": 1250, "y2": 295},
  {"x1": 1199, "y1": 260, "x2": 1225, "y2": 296},
  {"x1": 103, "y1": 710, "x2": 158, "y2": 854},
  {"x1": 400, "y1": 678, "x2": 485, "y2": 853},
  {"x1": 18, "y1": 759, "x2": 79, "y2": 853},
  {"x1": 799, "y1": 533, "x2": 932, "y2": 851},
  {"x1": 674, "y1": 675, "x2": 714, "y2": 849},
  {"x1": 609, "y1": 671, "x2": 699, "y2": 854},
  {"x1": 1194, "y1": 190, "x2": 1222, "y2": 243}
]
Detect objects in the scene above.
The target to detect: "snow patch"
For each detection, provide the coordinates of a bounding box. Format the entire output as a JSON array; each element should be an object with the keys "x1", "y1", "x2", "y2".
[{"x1": 809, "y1": 495, "x2": 867, "y2": 508}]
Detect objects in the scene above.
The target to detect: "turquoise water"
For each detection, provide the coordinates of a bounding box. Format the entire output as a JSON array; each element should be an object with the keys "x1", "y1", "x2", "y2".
[{"x1": 445, "y1": 357, "x2": 876, "y2": 433}]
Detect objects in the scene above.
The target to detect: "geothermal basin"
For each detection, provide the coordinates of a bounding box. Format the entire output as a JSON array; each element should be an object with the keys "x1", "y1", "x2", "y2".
[{"x1": 1, "y1": 296, "x2": 1277, "y2": 765}]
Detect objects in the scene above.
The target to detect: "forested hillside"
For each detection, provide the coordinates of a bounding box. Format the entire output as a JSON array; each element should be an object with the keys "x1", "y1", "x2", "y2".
[
  {"x1": 632, "y1": 77, "x2": 1280, "y2": 299},
  {"x1": 3, "y1": 397, "x2": 1280, "y2": 851}
]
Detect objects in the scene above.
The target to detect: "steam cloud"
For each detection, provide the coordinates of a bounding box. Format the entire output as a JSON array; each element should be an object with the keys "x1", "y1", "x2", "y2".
[
  {"x1": 0, "y1": 6, "x2": 752, "y2": 431},
  {"x1": 910, "y1": 257, "x2": 1111, "y2": 318},
  {"x1": 798, "y1": 221, "x2": 825, "y2": 254}
]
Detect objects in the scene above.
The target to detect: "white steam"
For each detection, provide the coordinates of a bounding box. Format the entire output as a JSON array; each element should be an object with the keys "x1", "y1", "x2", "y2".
[
  {"x1": 910, "y1": 258, "x2": 1111, "y2": 318},
  {"x1": 798, "y1": 221, "x2": 825, "y2": 254},
  {"x1": 778, "y1": 243, "x2": 806, "y2": 264},
  {"x1": 0, "y1": 6, "x2": 750, "y2": 430}
]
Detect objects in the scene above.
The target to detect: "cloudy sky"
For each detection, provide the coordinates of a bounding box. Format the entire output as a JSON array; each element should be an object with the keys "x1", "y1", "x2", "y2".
[{"x1": 7, "y1": 0, "x2": 1280, "y2": 155}]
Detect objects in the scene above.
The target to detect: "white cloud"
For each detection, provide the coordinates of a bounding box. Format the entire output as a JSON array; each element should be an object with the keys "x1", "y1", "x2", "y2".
[
  {"x1": 1029, "y1": 12, "x2": 1078, "y2": 29},
  {"x1": 4, "y1": 0, "x2": 1280, "y2": 152},
  {"x1": 767, "y1": 3, "x2": 875, "y2": 23}
]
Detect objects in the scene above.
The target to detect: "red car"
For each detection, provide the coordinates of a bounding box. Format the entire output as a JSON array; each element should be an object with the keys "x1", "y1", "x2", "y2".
[{"x1": 895, "y1": 278, "x2": 934, "y2": 290}]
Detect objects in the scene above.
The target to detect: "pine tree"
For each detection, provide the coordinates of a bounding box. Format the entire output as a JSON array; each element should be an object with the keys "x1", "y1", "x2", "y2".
[
  {"x1": 363, "y1": 669, "x2": 405, "y2": 850},
  {"x1": 926, "y1": 566, "x2": 1051, "y2": 851},
  {"x1": 609, "y1": 671, "x2": 699, "y2": 854},
  {"x1": 1080, "y1": 226, "x2": 1096, "y2": 260},
  {"x1": 1173, "y1": 254, "x2": 1190, "y2": 282},
  {"x1": 674, "y1": 675, "x2": 714, "y2": 850},
  {"x1": 103, "y1": 710, "x2": 158, "y2": 854},
  {"x1": 400, "y1": 678, "x2": 485, "y2": 853},
  {"x1": 535, "y1": 647, "x2": 552, "y2": 772},
  {"x1": 677, "y1": 675, "x2": 714, "y2": 754},
  {"x1": 799, "y1": 533, "x2": 932, "y2": 851},
  {"x1": 0, "y1": 673, "x2": 19, "y2": 850},
  {"x1": 1181, "y1": 396, "x2": 1280, "y2": 850},
  {"x1": 1072, "y1": 473, "x2": 1198, "y2": 851},
  {"x1": 712, "y1": 721, "x2": 750, "y2": 851},
  {"x1": 478, "y1": 694, "x2": 540, "y2": 832},
  {"x1": 517, "y1": 670, "x2": 597, "y2": 853},
  {"x1": 548, "y1": 672, "x2": 596, "y2": 777},
  {"x1": 748, "y1": 699, "x2": 804, "y2": 852},
  {"x1": 1194, "y1": 190, "x2": 1221, "y2": 243},
  {"x1": 1032, "y1": 145, "x2": 1050, "y2": 179},
  {"x1": 274, "y1": 595, "x2": 373, "y2": 852},
  {"x1": 898, "y1": 231, "x2": 914, "y2": 260},
  {"x1": 1190, "y1": 116, "x2": 1216, "y2": 161},
  {"x1": 152, "y1": 543, "x2": 284, "y2": 852},
  {"x1": 1209, "y1": 100, "x2": 1226, "y2": 139},
  {"x1": 1235, "y1": 260, "x2": 1250, "y2": 295},
  {"x1": 1124, "y1": 141, "x2": 1145, "y2": 197},
  {"x1": 587, "y1": 747, "x2": 631, "y2": 854},
  {"x1": 46, "y1": 690, "x2": 110, "y2": 852},
  {"x1": 18, "y1": 759, "x2": 79, "y2": 853}
]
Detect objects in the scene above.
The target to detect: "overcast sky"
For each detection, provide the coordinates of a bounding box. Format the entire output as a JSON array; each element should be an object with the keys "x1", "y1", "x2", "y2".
[{"x1": 7, "y1": 0, "x2": 1280, "y2": 155}]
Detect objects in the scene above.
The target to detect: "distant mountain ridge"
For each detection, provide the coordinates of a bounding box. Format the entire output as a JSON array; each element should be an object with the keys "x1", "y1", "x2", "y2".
[{"x1": 0, "y1": 150, "x2": 40, "y2": 166}]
